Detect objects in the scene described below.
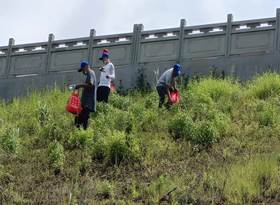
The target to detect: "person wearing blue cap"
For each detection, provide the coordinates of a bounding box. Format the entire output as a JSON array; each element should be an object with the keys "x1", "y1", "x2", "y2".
[
  {"x1": 156, "y1": 64, "x2": 181, "y2": 108},
  {"x1": 74, "y1": 61, "x2": 97, "y2": 129},
  {"x1": 97, "y1": 49, "x2": 115, "y2": 103}
]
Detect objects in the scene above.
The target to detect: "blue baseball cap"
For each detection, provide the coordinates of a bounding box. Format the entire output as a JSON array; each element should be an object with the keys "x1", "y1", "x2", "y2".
[
  {"x1": 78, "y1": 61, "x2": 89, "y2": 72},
  {"x1": 173, "y1": 64, "x2": 182, "y2": 76}
]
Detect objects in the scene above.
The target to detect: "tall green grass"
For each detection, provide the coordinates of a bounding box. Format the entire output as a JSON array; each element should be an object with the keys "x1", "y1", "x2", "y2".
[{"x1": 1, "y1": 72, "x2": 280, "y2": 204}]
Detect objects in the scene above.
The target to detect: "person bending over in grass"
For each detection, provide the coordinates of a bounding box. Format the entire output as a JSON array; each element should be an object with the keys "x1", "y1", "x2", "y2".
[
  {"x1": 97, "y1": 49, "x2": 115, "y2": 103},
  {"x1": 156, "y1": 64, "x2": 181, "y2": 108},
  {"x1": 74, "y1": 61, "x2": 97, "y2": 130}
]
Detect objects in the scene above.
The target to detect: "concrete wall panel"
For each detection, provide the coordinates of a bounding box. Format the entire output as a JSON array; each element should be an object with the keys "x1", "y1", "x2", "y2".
[
  {"x1": 183, "y1": 36, "x2": 226, "y2": 58},
  {"x1": 0, "y1": 57, "x2": 6, "y2": 76},
  {"x1": 92, "y1": 45, "x2": 132, "y2": 67},
  {"x1": 50, "y1": 49, "x2": 88, "y2": 72},
  {"x1": 10, "y1": 54, "x2": 45, "y2": 75},
  {"x1": 140, "y1": 40, "x2": 178, "y2": 63},
  {"x1": 231, "y1": 31, "x2": 274, "y2": 54}
]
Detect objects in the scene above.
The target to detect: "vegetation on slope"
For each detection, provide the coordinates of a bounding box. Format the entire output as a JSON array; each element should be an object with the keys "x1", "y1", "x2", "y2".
[{"x1": 1, "y1": 73, "x2": 280, "y2": 204}]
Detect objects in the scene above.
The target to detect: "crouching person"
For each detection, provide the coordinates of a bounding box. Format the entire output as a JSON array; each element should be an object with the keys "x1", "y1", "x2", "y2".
[
  {"x1": 74, "y1": 61, "x2": 97, "y2": 130},
  {"x1": 156, "y1": 64, "x2": 181, "y2": 108}
]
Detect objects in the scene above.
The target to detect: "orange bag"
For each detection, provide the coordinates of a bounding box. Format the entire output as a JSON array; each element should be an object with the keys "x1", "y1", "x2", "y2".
[
  {"x1": 66, "y1": 91, "x2": 82, "y2": 114},
  {"x1": 170, "y1": 90, "x2": 180, "y2": 104}
]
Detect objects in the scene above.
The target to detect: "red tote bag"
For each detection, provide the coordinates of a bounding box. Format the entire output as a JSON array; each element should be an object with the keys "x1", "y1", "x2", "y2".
[{"x1": 66, "y1": 91, "x2": 82, "y2": 115}]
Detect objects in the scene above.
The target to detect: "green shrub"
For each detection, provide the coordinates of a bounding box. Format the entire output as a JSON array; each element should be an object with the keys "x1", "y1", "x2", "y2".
[
  {"x1": 0, "y1": 127, "x2": 20, "y2": 154},
  {"x1": 109, "y1": 93, "x2": 131, "y2": 111},
  {"x1": 113, "y1": 111, "x2": 135, "y2": 134},
  {"x1": 168, "y1": 112, "x2": 224, "y2": 148},
  {"x1": 192, "y1": 121, "x2": 220, "y2": 148},
  {"x1": 144, "y1": 175, "x2": 175, "y2": 203},
  {"x1": 144, "y1": 92, "x2": 158, "y2": 109},
  {"x1": 68, "y1": 128, "x2": 94, "y2": 150},
  {"x1": 206, "y1": 110, "x2": 231, "y2": 137},
  {"x1": 95, "y1": 180, "x2": 115, "y2": 199},
  {"x1": 248, "y1": 72, "x2": 280, "y2": 100},
  {"x1": 256, "y1": 101, "x2": 280, "y2": 127},
  {"x1": 189, "y1": 78, "x2": 240, "y2": 103},
  {"x1": 139, "y1": 110, "x2": 160, "y2": 132},
  {"x1": 48, "y1": 141, "x2": 65, "y2": 173},
  {"x1": 78, "y1": 154, "x2": 92, "y2": 176},
  {"x1": 92, "y1": 133, "x2": 108, "y2": 162},
  {"x1": 108, "y1": 132, "x2": 140, "y2": 165},
  {"x1": 129, "y1": 103, "x2": 146, "y2": 122},
  {"x1": 92, "y1": 131, "x2": 140, "y2": 165},
  {"x1": 168, "y1": 113, "x2": 194, "y2": 140},
  {"x1": 40, "y1": 116, "x2": 71, "y2": 142},
  {"x1": 41, "y1": 122, "x2": 64, "y2": 141},
  {"x1": 96, "y1": 102, "x2": 115, "y2": 115},
  {"x1": 37, "y1": 103, "x2": 51, "y2": 126}
]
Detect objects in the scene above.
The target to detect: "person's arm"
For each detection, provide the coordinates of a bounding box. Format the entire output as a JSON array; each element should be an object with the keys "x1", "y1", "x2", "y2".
[
  {"x1": 166, "y1": 84, "x2": 172, "y2": 102},
  {"x1": 75, "y1": 83, "x2": 93, "y2": 89},
  {"x1": 172, "y1": 78, "x2": 177, "y2": 91},
  {"x1": 106, "y1": 64, "x2": 115, "y2": 79},
  {"x1": 165, "y1": 73, "x2": 174, "y2": 101},
  {"x1": 76, "y1": 71, "x2": 96, "y2": 89}
]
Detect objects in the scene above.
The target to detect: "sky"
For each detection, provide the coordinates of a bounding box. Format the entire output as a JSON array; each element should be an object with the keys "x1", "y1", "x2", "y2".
[{"x1": 1, "y1": 0, "x2": 280, "y2": 46}]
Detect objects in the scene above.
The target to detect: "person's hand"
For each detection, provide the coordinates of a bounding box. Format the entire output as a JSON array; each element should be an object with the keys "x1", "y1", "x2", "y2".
[{"x1": 168, "y1": 96, "x2": 172, "y2": 103}]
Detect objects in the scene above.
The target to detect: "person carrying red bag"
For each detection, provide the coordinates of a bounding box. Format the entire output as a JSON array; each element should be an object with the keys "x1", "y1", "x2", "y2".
[
  {"x1": 156, "y1": 64, "x2": 181, "y2": 108},
  {"x1": 73, "y1": 61, "x2": 97, "y2": 130}
]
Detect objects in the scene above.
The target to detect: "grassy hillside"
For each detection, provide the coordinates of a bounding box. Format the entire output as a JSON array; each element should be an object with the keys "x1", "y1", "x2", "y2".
[{"x1": 1, "y1": 73, "x2": 280, "y2": 204}]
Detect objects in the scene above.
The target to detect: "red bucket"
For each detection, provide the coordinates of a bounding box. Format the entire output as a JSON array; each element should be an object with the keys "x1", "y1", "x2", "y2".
[{"x1": 66, "y1": 91, "x2": 82, "y2": 114}]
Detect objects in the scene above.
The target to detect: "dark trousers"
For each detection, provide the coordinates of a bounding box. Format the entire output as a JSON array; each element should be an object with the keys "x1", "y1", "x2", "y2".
[
  {"x1": 97, "y1": 86, "x2": 110, "y2": 103},
  {"x1": 156, "y1": 86, "x2": 171, "y2": 108},
  {"x1": 74, "y1": 106, "x2": 90, "y2": 130}
]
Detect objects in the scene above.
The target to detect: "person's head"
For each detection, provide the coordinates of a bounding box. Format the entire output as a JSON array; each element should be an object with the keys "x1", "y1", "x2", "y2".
[
  {"x1": 78, "y1": 61, "x2": 90, "y2": 74},
  {"x1": 99, "y1": 49, "x2": 110, "y2": 64},
  {"x1": 172, "y1": 64, "x2": 182, "y2": 77}
]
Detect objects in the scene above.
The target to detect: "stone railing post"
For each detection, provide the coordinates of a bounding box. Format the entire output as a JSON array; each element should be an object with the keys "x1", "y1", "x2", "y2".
[
  {"x1": 275, "y1": 8, "x2": 280, "y2": 52},
  {"x1": 225, "y1": 14, "x2": 233, "y2": 57},
  {"x1": 45, "y1": 33, "x2": 55, "y2": 73},
  {"x1": 130, "y1": 24, "x2": 143, "y2": 87},
  {"x1": 178, "y1": 19, "x2": 186, "y2": 64},
  {"x1": 88, "y1": 29, "x2": 96, "y2": 65},
  {"x1": 5, "y1": 38, "x2": 15, "y2": 77}
]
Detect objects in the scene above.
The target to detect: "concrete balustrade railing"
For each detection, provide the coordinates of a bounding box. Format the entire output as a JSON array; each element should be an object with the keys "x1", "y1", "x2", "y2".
[{"x1": 1, "y1": 9, "x2": 280, "y2": 100}]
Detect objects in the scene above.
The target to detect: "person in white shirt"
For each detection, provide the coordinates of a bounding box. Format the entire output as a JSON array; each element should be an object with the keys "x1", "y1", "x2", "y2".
[
  {"x1": 156, "y1": 64, "x2": 181, "y2": 108},
  {"x1": 97, "y1": 49, "x2": 115, "y2": 103}
]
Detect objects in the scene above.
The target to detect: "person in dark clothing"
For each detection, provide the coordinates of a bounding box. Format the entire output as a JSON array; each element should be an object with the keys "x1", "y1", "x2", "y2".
[
  {"x1": 74, "y1": 61, "x2": 97, "y2": 130},
  {"x1": 156, "y1": 64, "x2": 182, "y2": 108},
  {"x1": 97, "y1": 49, "x2": 115, "y2": 103}
]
